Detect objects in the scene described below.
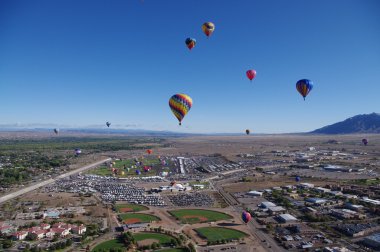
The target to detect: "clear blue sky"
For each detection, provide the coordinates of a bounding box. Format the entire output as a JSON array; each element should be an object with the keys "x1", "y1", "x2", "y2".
[{"x1": 1, "y1": 0, "x2": 379, "y2": 133}]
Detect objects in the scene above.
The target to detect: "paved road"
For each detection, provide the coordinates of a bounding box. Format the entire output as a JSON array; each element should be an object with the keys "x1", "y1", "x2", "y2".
[{"x1": 0, "y1": 158, "x2": 111, "y2": 205}]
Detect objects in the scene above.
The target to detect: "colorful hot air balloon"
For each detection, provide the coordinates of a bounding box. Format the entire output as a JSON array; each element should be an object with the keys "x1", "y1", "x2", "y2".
[
  {"x1": 242, "y1": 211, "x2": 252, "y2": 223},
  {"x1": 146, "y1": 149, "x2": 153, "y2": 155},
  {"x1": 144, "y1": 166, "x2": 151, "y2": 172},
  {"x1": 54, "y1": 128, "x2": 59, "y2": 135},
  {"x1": 106, "y1": 122, "x2": 111, "y2": 127},
  {"x1": 185, "y1": 38, "x2": 196, "y2": 50},
  {"x1": 135, "y1": 169, "x2": 141, "y2": 175},
  {"x1": 296, "y1": 79, "x2": 313, "y2": 100},
  {"x1": 246, "y1": 70, "x2": 256, "y2": 81},
  {"x1": 202, "y1": 22, "x2": 215, "y2": 37},
  {"x1": 295, "y1": 176, "x2": 301, "y2": 182},
  {"x1": 246, "y1": 129, "x2": 250, "y2": 135},
  {"x1": 362, "y1": 139, "x2": 368, "y2": 146},
  {"x1": 169, "y1": 94, "x2": 193, "y2": 125}
]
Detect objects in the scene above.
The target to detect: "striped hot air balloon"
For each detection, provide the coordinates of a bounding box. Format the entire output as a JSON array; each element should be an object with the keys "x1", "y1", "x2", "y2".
[
  {"x1": 242, "y1": 211, "x2": 252, "y2": 223},
  {"x1": 185, "y1": 38, "x2": 196, "y2": 50},
  {"x1": 169, "y1": 94, "x2": 193, "y2": 125}
]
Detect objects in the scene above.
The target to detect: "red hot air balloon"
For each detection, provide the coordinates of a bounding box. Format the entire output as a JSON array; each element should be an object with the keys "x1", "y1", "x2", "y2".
[
  {"x1": 146, "y1": 149, "x2": 153, "y2": 155},
  {"x1": 242, "y1": 211, "x2": 252, "y2": 223},
  {"x1": 246, "y1": 70, "x2": 256, "y2": 81}
]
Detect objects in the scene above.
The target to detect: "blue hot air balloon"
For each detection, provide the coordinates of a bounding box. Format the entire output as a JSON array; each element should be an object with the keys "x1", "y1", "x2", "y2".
[
  {"x1": 295, "y1": 176, "x2": 301, "y2": 182},
  {"x1": 296, "y1": 79, "x2": 313, "y2": 100}
]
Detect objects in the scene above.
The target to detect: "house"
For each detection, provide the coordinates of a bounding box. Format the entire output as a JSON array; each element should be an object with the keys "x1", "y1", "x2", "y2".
[
  {"x1": 51, "y1": 228, "x2": 69, "y2": 237},
  {"x1": 45, "y1": 230, "x2": 55, "y2": 239},
  {"x1": 52, "y1": 222, "x2": 66, "y2": 228},
  {"x1": 71, "y1": 224, "x2": 86, "y2": 235},
  {"x1": 13, "y1": 231, "x2": 28, "y2": 240},
  {"x1": 31, "y1": 230, "x2": 46, "y2": 239},
  {"x1": 40, "y1": 223, "x2": 51, "y2": 230},
  {"x1": 0, "y1": 225, "x2": 14, "y2": 235},
  {"x1": 247, "y1": 191, "x2": 263, "y2": 197},
  {"x1": 260, "y1": 201, "x2": 276, "y2": 208}
]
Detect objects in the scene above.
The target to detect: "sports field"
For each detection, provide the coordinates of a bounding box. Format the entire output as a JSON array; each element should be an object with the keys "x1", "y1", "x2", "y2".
[
  {"x1": 115, "y1": 203, "x2": 148, "y2": 213},
  {"x1": 168, "y1": 209, "x2": 232, "y2": 224},
  {"x1": 133, "y1": 232, "x2": 174, "y2": 245},
  {"x1": 119, "y1": 213, "x2": 160, "y2": 224},
  {"x1": 195, "y1": 227, "x2": 247, "y2": 242},
  {"x1": 92, "y1": 239, "x2": 125, "y2": 252}
]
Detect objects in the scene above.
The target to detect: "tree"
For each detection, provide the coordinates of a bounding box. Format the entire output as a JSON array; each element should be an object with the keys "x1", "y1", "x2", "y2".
[{"x1": 188, "y1": 242, "x2": 196, "y2": 252}]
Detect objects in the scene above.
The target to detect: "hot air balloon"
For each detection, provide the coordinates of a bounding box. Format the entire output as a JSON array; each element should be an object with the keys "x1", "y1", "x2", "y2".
[
  {"x1": 202, "y1": 22, "x2": 215, "y2": 37},
  {"x1": 106, "y1": 122, "x2": 111, "y2": 127},
  {"x1": 296, "y1": 79, "x2": 313, "y2": 100},
  {"x1": 169, "y1": 94, "x2": 193, "y2": 125},
  {"x1": 246, "y1": 129, "x2": 250, "y2": 135},
  {"x1": 185, "y1": 38, "x2": 196, "y2": 50},
  {"x1": 121, "y1": 171, "x2": 125, "y2": 175},
  {"x1": 295, "y1": 176, "x2": 301, "y2": 182},
  {"x1": 246, "y1": 70, "x2": 256, "y2": 81},
  {"x1": 144, "y1": 166, "x2": 151, "y2": 172},
  {"x1": 53, "y1": 128, "x2": 59, "y2": 135},
  {"x1": 146, "y1": 149, "x2": 153, "y2": 155},
  {"x1": 75, "y1": 148, "x2": 82, "y2": 156},
  {"x1": 362, "y1": 139, "x2": 368, "y2": 146},
  {"x1": 135, "y1": 169, "x2": 141, "y2": 175},
  {"x1": 242, "y1": 211, "x2": 252, "y2": 223}
]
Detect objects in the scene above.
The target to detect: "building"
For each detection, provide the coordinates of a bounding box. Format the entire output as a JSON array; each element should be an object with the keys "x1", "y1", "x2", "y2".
[
  {"x1": 315, "y1": 187, "x2": 331, "y2": 193},
  {"x1": 51, "y1": 228, "x2": 69, "y2": 237},
  {"x1": 260, "y1": 201, "x2": 276, "y2": 208},
  {"x1": 299, "y1": 183, "x2": 314, "y2": 188},
  {"x1": 361, "y1": 197, "x2": 380, "y2": 206},
  {"x1": 278, "y1": 214, "x2": 298, "y2": 223},
  {"x1": 71, "y1": 224, "x2": 86, "y2": 235},
  {"x1": 247, "y1": 191, "x2": 263, "y2": 197},
  {"x1": 268, "y1": 206, "x2": 286, "y2": 215},
  {"x1": 324, "y1": 247, "x2": 353, "y2": 252},
  {"x1": 0, "y1": 225, "x2": 14, "y2": 235},
  {"x1": 40, "y1": 223, "x2": 51, "y2": 230},
  {"x1": 305, "y1": 198, "x2": 328, "y2": 205},
  {"x1": 331, "y1": 209, "x2": 365, "y2": 220},
  {"x1": 13, "y1": 231, "x2": 28, "y2": 240},
  {"x1": 345, "y1": 203, "x2": 364, "y2": 212},
  {"x1": 31, "y1": 230, "x2": 45, "y2": 239},
  {"x1": 363, "y1": 233, "x2": 380, "y2": 249}
]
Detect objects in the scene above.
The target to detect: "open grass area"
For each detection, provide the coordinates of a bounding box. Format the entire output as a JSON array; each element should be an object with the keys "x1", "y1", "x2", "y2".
[
  {"x1": 88, "y1": 156, "x2": 164, "y2": 177},
  {"x1": 115, "y1": 203, "x2": 149, "y2": 213},
  {"x1": 119, "y1": 213, "x2": 160, "y2": 224},
  {"x1": 168, "y1": 209, "x2": 232, "y2": 224},
  {"x1": 92, "y1": 239, "x2": 126, "y2": 252},
  {"x1": 195, "y1": 227, "x2": 247, "y2": 242},
  {"x1": 133, "y1": 232, "x2": 174, "y2": 245}
]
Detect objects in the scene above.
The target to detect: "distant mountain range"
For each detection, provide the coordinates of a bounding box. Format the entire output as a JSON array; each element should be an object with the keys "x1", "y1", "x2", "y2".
[{"x1": 311, "y1": 113, "x2": 380, "y2": 134}]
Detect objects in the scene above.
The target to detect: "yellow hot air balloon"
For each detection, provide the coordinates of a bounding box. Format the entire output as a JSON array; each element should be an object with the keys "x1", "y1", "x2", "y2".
[{"x1": 202, "y1": 22, "x2": 215, "y2": 37}]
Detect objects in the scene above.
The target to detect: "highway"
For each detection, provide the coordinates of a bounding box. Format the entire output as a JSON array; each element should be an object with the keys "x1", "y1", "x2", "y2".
[{"x1": 0, "y1": 157, "x2": 111, "y2": 205}]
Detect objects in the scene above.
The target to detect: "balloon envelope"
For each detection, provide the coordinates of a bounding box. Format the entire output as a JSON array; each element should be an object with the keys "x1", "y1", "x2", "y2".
[
  {"x1": 146, "y1": 149, "x2": 153, "y2": 155},
  {"x1": 295, "y1": 176, "x2": 301, "y2": 182},
  {"x1": 106, "y1": 122, "x2": 111, "y2": 127},
  {"x1": 242, "y1": 211, "x2": 252, "y2": 223},
  {"x1": 135, "y1": 169, "x2": 141, "y2": 175},
  {"x1": 169, "y1": 94, "x2": 193, "y2": 125},
  {"x1": 296, "y1": 79, "x2": 313, "y2": 100},
  {"x1": 246, "y1": 129, "x2": 250, "y2": 135},
  {"x1": 202, "y1": 22, "x2": 215, "y2": 37},
  {"x1": 75, "y1": 148, "x2": 82, "y2": 155},
  {"x1": 54, "y1": 128, "x2": 59, "y2": 134},
  {"x1": 246, "y1": 70, "x2": 256, "y2": 81},
  {"x1": 185, "y1": 38, "x2": 196, "y2": 50},
  {"x1": 362, "y1": 139, "x2": 368, "y2": 146}
]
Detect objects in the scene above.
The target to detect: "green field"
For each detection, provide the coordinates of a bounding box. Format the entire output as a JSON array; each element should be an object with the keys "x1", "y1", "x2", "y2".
[
  {"x1": 119, "y1": 213, "x2": 160, "y2": 224},
  {"x1": 92, "y1": 239, "x2": 126, "y2": 252},
  {"x1": 134, "y1": 232, "x2": 174, "y2": 245},
  {"x1": 115, "y1": 203, "x2": 149, "y2": 213},
  {"x1": 89, "y1": 157, "x2": 163, "y2": 177},
  {"x1": 195, "y1": 227, "x2": 247, "y2": 242},
  {"x1": 168, "y1": 209, "x2": 232, "y2": 224}
]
